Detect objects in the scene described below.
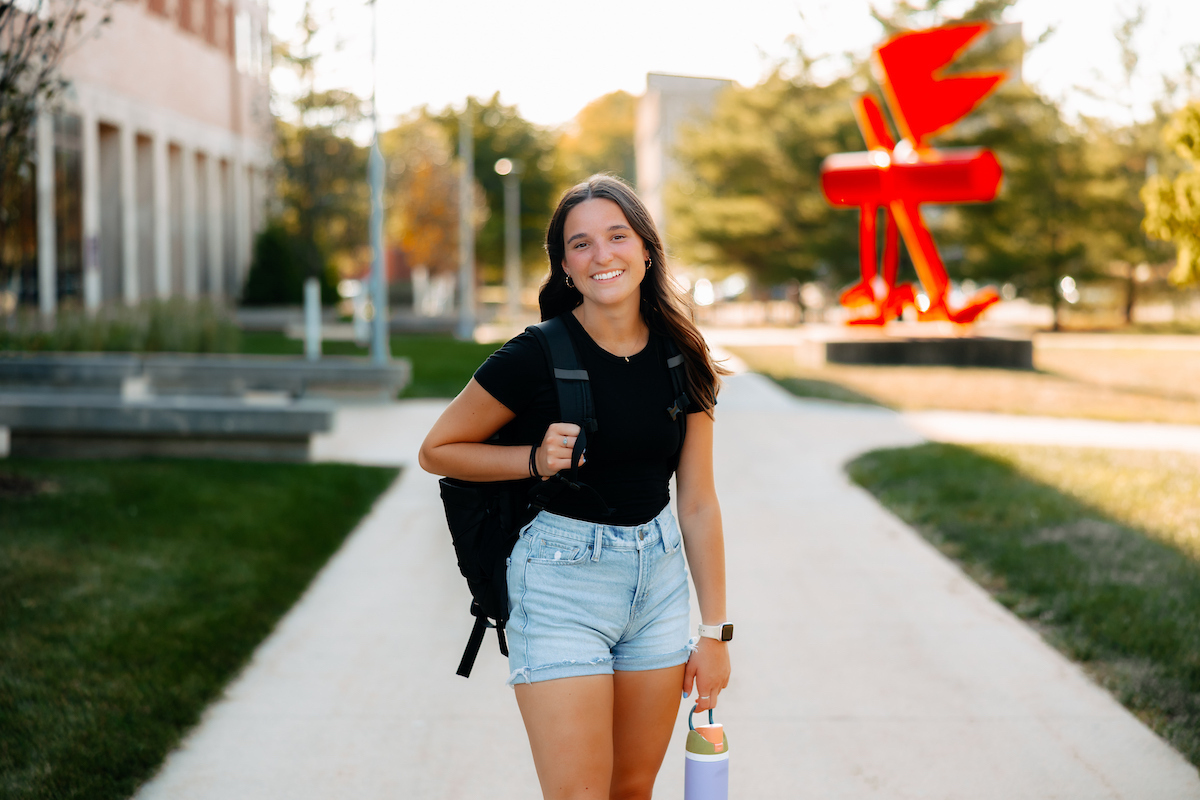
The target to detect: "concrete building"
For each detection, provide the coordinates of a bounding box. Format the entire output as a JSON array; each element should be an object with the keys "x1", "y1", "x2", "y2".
[
  {"x1": 7, "y1": 0, "x2": 273, "y2": 317},
  {"x1": 634, "y1": 72, "x2": 733, "y2": 246}
]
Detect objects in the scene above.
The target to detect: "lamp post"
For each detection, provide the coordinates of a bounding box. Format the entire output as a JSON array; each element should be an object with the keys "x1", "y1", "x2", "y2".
[
  {"x1": 367, "y1": 0, "x2": 389, "y2": 363},
  {"x1": 456, "y1": 108, "x2": 475, "y2": 340},
  {"x1": 494, "y1": 158, "x2": 523, "y2": 322}
]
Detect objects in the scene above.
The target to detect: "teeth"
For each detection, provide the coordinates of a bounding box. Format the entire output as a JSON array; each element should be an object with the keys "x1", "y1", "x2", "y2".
[{"x1": 593, "y1": 270, "x2": 622, "y2": 281}]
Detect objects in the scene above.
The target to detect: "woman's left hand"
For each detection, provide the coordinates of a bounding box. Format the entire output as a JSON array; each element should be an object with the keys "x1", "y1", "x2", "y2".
[{"x1": 682, "y1": 638, "x2": 731, "y2": 712}]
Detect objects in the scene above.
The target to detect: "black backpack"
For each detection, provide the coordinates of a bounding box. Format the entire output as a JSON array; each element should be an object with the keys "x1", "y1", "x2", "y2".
[{"x1": 438, "y1": 314, "x2": 691, "y2": 677}]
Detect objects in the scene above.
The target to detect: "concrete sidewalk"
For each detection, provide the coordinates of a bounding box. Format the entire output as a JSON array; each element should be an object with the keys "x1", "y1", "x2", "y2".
[
  {"x1": 133, "y1": 374, "x2": 1200, "y2": 799},
  {"x1": 904, "y1": 409, "x2": 1200, "y2": 453}
]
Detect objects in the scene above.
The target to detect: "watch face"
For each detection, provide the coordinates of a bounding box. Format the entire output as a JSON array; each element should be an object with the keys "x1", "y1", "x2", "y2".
[{"x1": 720, "y1": 623, "x2": 734, "y2": 642}]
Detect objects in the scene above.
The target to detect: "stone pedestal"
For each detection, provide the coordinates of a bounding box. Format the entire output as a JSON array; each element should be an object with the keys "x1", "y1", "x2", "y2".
[{"x1": 819, "y1": 336, "x2": 1033, "y2": 368}]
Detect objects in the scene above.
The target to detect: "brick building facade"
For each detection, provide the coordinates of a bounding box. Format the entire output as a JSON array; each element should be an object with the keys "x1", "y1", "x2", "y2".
[{"x1": 9, "y1": 0, "x2": 273, "y2": 316}]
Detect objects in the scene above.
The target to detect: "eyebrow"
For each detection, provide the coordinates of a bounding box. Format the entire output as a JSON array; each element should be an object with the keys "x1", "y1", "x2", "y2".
[{"x1": 566, "y1": 224, "x2": 631, "y2": 244}]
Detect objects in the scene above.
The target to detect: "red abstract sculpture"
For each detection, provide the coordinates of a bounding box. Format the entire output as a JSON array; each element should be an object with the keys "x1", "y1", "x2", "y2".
[{"x1": 821, "y1": 22, "x2": 1006, "y2": 325}]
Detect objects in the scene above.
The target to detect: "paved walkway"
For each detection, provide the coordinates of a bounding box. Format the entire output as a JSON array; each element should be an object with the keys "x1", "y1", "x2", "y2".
[
  {"x1": 904, "y1": 409, "x2": 1200, "y2": 453},
  {"x1": 134, "y1": 374, "x2": 1200, "y2": 799}
]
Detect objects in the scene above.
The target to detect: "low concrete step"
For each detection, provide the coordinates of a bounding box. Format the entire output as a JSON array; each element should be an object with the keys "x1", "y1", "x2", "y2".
[
  {"x1": 0, "y1": 353, "x2": 411, "y2": 400},
  {"x1": 0, "y1": 393, "x2": 334, "y2": 461},
  {"x1": 0, "y1": 354, "x2": 140, "y2": 390}
]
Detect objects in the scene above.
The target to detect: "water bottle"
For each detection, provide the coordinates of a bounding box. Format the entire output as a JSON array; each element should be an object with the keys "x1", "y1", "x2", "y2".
[{"x1": 684, "y1": 705, "x2": 729, "y2": 800}]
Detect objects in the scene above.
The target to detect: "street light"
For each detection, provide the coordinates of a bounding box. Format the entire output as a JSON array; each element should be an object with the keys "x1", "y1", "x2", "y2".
[
  {"x1": 456, "y1": 109, "x2": 475, "y2": 341},
  {"x1": 367, "y1": 0, "x2": 389, "y2": 363},
  {"x1": 494, "y1": 158, "x2": 523, "y2": 322}
]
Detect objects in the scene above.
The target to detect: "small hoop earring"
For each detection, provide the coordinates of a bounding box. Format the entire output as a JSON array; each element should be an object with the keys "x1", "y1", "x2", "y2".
[
  {"x1": 565, "y1": 274, "x2": 575, "y2": 289},
  {"x1": 645, "y1": 258, "x2": 652, "y2": 269}
]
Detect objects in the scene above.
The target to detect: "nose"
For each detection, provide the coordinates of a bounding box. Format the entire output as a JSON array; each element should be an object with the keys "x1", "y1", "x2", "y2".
[{"x1": 593, "y1": 240, "x2": 614, "y2": 264}]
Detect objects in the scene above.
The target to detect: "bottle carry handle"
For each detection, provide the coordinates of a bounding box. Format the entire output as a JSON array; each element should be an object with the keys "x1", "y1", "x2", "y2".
[{"x1": 688, "y1": 705, "x2": 716, "y2": 731}]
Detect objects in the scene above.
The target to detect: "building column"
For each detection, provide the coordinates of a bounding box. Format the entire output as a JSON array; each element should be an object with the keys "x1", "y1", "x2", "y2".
[
  {"x1": 249, "y1": 165, "x2": 262, "y2": 235},
  {"x1": 233, "y1": 158, "x2": 250, "y2": 293},
  {"x1": 81, "y1": 109, "x2": 101, "y2": 311},
  {"x1": 119, "y1": 122, "x2": 138, "y2": 305},
  {"x1": 206, "y1": 153, "x2": 223, "y2": 298},
  {"x1": 180, "y1": 144, "x2": 198, "y2": 298},
  {"x1": 152, "y1": 130, "x2": 171, "y2": 298},
  {"x1": 36, "y1": 112, "x2": 57, "y2": 318}
]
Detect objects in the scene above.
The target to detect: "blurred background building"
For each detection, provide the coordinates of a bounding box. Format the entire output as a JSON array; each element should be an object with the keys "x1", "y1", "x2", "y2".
[
  {"x1": 635, "y1": 72, "x2": 732, "y2": 246},
  {"x1": 11, "y1": 0, "x2": 273, "y2": 316}
]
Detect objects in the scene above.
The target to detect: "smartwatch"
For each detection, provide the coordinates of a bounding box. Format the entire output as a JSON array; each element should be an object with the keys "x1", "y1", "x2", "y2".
[{"x1": 698, "y1": 623, "x2": 734, "y2": 642}]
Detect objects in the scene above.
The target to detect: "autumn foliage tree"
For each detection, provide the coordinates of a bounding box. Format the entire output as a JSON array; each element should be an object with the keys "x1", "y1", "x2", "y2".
[
  {"x1": 1142, "y1": 102, "x2": 1200, "y2": 287},
  {"x1": 433, "y1": 95, "x2": 560, "y2": 283},
  {"x1": 381, "y1": 112, "x2": 462, "y2": 278},
  {"x1": 557, "y1": 91, "x2": 637, "y2": 188}
]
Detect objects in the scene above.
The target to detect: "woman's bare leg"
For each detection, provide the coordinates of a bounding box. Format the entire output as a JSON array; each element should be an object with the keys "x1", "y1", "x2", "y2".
[
  {"x1": 515, "y1": 675, "x2": 614, "y2": 800},
  {"x1": 610, "y1": 665, "x2": 686, "y2": 800}
]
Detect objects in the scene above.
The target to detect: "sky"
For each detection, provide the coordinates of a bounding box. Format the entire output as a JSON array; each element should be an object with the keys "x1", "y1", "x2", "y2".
[{"x1": 268, "y1": 0, "x2": 1200, "y2": 131}]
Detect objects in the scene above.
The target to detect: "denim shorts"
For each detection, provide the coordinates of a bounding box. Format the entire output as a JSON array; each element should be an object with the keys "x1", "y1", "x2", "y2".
[{"x1": 505, "y1": 504, "x2": 692, "y2": 686}]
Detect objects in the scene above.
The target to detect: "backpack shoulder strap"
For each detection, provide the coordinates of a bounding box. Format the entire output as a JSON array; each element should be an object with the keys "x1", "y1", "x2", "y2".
[
  {"x1": 526, "y1": 315, "x2": 611, "y2": 515},
  {"x1": 528, "y1": 315, "x2": 597, "y2": 438},
  {"x1": 660, "y1": 334, "x2": 690, "y2": 467},
  {"x1": 663, "y1": 335, "x2": 689, "y2": 424}
]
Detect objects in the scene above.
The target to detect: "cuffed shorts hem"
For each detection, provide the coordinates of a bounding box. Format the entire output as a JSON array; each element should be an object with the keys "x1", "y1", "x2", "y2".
[
  {"x1": 507, "y1": 657, "x2": 615, "y2": 686},
  {"x1": 507, "y1": 644, "x2": 691, "y2": 687},
  {"x1": 613, "y1": 644, "x2": 692, "y2": 672}
]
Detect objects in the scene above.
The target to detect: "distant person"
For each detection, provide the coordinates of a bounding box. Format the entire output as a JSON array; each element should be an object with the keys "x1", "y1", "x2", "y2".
[{"x1": 420, "y1": 174, "x2": 732, "y2": 799}]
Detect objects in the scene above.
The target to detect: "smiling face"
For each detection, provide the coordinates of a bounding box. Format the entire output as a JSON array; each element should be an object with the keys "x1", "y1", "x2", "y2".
[{"x1": 561, "y1": 198, "x2": 650, "y2": 313}]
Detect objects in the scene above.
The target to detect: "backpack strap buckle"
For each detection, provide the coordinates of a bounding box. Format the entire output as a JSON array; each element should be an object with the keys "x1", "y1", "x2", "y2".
[{"x1": 667, "y1": 392, "x2": 690, "y2": 421}]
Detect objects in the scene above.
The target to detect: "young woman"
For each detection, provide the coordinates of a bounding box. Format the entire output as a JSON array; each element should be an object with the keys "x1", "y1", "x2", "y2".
[{"x1": 419, "y1": 175, "x2": 731, "y2": 799}]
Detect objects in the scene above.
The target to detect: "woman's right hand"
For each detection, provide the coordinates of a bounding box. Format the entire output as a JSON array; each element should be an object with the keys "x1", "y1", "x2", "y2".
[{"x1": 536, "y1": 422, "x2": 585, "y2": 479}]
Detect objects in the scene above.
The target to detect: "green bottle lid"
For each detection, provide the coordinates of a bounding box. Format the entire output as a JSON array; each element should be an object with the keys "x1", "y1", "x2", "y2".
[{"x1": 686, "y1": 705, "x2": 729, "y2": 756}]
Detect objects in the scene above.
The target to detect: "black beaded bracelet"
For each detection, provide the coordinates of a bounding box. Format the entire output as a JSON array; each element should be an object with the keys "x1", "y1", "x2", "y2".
[{"x1": 528, "y1": 444, "x2": 541, "y2": 478}]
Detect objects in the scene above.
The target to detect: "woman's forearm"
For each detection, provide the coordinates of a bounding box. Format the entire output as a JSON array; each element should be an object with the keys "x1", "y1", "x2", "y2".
[
  {"x1": 678, "y1": 502, "x2": 727, "y2": 625},
  {"x1": 419, "y1": 442, "x2": 533, "y2": 483}
]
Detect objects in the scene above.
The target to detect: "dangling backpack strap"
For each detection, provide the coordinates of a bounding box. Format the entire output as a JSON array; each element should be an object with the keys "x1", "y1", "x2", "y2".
[
  {"x1": 527, "y1": 315, "x2": 612, "y2": 516},
  {"x1": 457, "y1": 602, "x2": 508, "y2": 678}
]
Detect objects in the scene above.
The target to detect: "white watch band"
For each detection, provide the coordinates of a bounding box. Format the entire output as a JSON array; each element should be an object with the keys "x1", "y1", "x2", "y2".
[{"x1": 698, "y1": 622, "x2": 733, "y2": 642}]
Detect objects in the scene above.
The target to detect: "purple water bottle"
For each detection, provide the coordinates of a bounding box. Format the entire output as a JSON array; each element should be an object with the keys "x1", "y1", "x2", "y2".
[{"x1": 684, "y1": 705, "x2": 729, "y2": 800}]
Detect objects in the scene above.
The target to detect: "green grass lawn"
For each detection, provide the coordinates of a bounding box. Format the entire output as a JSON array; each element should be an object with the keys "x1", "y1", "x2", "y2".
[
  {"x1": 0, "y1": 458, "x2": 398, "y2": 800},
  {"x1": 238, "y1": 332, "x2": 501, "y2": 398},
  {"x1": 847, "y1": 443, "x2": 1200, "y2": 767}
]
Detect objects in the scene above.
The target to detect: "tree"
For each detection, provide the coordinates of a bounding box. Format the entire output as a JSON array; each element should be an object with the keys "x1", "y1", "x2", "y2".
[
  {"x1": 242, "y1": 220, "x2": 306, "y2": 305},
  {"x1": 557, "y1": 90, "x2": 637, "y2": 188},
  {"x1": 381, "y1": 110, "x2": 462, "y2": 277},
  {"x1": 0, "y1": 0, "x2": 110, "y2": 285},
  {"x1": 1062, "y1": 3, "x2": 1173, "y2": 324},
  {"x1": 1142, "y1": 102, "x2": 1200, "y2": 287},
  {"x1": 937, "y1": 83, "x2": 1094, "y2": 329},
  {"x1": 668, "y1": 52, "x2": 864, "y2": 290},
  {"x1": 869, "y1": 0, "x2": 1017, "y2": 36},
  {"x1": 1076, "y1": 115, "x2": 1175, "y2": 324},
  {"x1": 433, "y1": 95, "x2": 560, "y2": 283},
  {"x1": 261, "y1": 1, "x2": 367, "y2": 303}
]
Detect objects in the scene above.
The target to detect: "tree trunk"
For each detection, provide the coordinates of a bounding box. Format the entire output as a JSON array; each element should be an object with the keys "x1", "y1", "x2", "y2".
[{"x1": 1124, "y1": 262, "x2": 1136, "y2": 325}]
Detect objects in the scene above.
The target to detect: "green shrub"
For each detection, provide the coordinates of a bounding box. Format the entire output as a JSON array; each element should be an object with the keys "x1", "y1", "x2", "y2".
[
  {"x1": 0, "y1": 300, "x2": 241, "y2": 353},
  {"x1": 241, "y1": 220, "x2": 338, "y2": 306}
]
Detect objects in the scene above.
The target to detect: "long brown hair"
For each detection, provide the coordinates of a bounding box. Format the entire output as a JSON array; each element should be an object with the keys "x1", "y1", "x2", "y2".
[{"x1": 541, "y1": 174, "x2": 729, "y2": 414}]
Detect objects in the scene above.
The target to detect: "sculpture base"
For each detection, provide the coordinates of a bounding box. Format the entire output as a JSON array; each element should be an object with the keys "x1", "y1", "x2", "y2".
[{"x1": 820, "y1": 336, "x2": 1032, "y2": 369}]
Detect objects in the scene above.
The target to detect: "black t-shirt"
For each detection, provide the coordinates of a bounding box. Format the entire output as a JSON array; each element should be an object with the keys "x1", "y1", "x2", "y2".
[{"x1": 474, "y1": 313, "x2": 700, "y2": 526}]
